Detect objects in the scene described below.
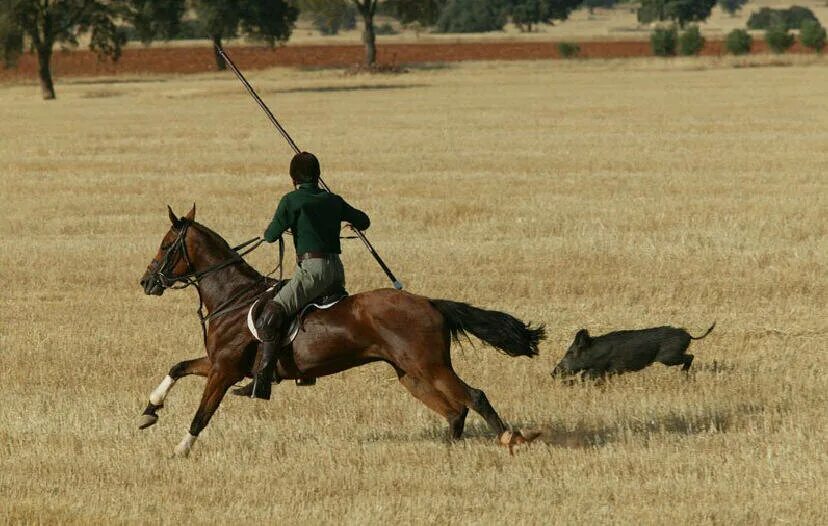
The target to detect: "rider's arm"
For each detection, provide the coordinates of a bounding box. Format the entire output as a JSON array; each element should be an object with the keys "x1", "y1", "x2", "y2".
[
  {"x1": 340, "y1": 198, "x2": 370, "y2": 231},
  {"x1": 263, "y1": 196, "x2": 290, "y2": 242}
]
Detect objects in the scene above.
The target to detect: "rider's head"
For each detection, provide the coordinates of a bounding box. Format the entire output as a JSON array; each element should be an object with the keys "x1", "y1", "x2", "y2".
[{"x1": 290, "y1": 151, "x2": 320, "y2": 186}]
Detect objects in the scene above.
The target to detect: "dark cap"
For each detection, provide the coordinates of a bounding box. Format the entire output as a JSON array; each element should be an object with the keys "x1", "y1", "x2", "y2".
[{"x1": 290, "y1": 152, "x2": 320, "y2": 185}]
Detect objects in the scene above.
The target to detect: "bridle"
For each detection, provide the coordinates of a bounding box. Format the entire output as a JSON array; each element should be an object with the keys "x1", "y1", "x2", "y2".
[
  {"x1": 153, "y1": 220, "x2": 263, "y2": 290},
  {"x1": 148, "y1": 220, "x2": 280, "y2": 346}
]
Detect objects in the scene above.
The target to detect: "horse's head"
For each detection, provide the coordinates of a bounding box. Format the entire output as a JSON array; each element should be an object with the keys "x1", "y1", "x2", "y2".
[{"x1": 140, "y1": 204, "x2": 198, "y2": 296}]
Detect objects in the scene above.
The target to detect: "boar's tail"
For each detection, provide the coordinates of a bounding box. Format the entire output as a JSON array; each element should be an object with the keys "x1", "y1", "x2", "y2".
[
  {"x1": 690, "y1": 322, "x2": 716, "y2": 340},
  {"x1": 430, "y1": 299, "x2": 544, "y2": 357}
]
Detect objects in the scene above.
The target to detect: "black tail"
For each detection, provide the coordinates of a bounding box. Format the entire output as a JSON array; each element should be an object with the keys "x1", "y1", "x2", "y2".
[
  {"x1": 430, "y1": 299, "x2": 545, "y2": 357},
  {"x1": 690, "y1": 322, "x2": 716, "y2": 340}
]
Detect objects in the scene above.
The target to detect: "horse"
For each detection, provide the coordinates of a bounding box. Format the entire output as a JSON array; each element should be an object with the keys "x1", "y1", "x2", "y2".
[{"x1": 138, "y1": 205, "x2": 545, "y2": 457}]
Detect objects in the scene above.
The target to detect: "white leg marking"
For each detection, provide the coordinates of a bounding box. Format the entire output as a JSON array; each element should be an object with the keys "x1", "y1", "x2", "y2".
[
  {"x1": 174, "y1": 434, "x2": 197, "y2": 458},
  {"x1": 149, "y1": 375, "x2": 176, "y2": 406}
]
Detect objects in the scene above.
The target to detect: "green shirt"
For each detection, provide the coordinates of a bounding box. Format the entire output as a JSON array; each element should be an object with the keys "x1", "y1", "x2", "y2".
[{"x1": 263, "y1": 183, "x2": 370, "y2": 254}]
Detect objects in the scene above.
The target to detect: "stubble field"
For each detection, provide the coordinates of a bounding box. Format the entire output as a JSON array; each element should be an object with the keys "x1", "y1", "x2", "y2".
[{"x1": 1, "y1": 57, "x2": 826, "y2": 524}]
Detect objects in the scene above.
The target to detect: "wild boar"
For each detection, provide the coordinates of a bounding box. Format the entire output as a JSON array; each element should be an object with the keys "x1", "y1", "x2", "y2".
[{"x1": 551, "y1": 323, "x2": 715, "y2": 380}]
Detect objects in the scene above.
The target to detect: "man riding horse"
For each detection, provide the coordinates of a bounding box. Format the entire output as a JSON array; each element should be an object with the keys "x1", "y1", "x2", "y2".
[{"x1": 248, "y1": 151, "x2": 370, "y2": 400}]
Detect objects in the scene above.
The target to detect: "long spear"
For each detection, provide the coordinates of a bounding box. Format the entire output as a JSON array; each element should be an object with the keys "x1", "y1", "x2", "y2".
[{"x1": 215, "y1": 44, "x2": 403, "y2": 291}]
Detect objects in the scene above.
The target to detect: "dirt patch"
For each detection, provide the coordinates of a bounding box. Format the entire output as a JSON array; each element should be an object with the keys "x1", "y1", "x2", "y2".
[{"x1": 0, "y1": 40, "x2": 811, "y2": 82}]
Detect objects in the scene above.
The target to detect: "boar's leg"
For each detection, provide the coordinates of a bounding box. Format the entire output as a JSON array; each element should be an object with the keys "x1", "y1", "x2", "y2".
[
  {"x1": 583, "y1": 369, "x2": 607, "y2": 381},
  {"x1": 656, "y1": 349, "x2": 693, "y2": 370}
]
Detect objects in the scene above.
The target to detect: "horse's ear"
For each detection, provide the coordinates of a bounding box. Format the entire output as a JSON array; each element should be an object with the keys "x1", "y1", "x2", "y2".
[
  {"x1": 184, "y1": 203, "x2": 196, "y2": 222},
  {"x1": 167, "y1": 205, "x2": 178, "y2": 225}
]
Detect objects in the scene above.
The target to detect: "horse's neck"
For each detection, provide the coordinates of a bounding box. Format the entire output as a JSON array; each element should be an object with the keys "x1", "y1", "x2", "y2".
[{"x1": 191, "y1": 237, "x2": 263, "y2": 314}]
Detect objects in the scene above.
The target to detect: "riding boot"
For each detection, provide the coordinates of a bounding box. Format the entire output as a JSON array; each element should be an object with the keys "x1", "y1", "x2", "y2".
[{"x1": 252, "y1": 339, "x2": 278, "y2": 400}]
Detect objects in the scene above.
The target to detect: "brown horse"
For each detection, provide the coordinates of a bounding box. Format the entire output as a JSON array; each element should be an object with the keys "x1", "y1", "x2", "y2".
[{"x1": 138, "y1": 205, "x2": 544, "y2": 457}]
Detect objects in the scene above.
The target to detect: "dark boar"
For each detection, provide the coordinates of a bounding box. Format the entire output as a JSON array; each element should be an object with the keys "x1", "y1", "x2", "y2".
[{"x1": 551, "y1": 323, "x2": 715, "y2": 380}]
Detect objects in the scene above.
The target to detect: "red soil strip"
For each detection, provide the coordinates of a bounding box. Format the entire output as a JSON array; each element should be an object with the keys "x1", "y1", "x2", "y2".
[{"x1": 0, "y1": 39, "x2": 811, "y2": 81}]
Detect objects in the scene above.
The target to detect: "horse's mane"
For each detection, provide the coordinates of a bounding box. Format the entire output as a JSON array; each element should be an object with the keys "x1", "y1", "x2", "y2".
[{"x1": 185, "y1": 219, "x2": 265, "y2": 281}]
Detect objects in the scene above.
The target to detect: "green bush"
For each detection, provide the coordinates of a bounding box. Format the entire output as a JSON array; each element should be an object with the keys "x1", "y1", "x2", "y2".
[
  {"x1": 725, "y1": 28, "x2": 752, "y2": 55},
  {"x1": 747, "y1": 6, "x2": 818, "y2": 31},
  {"x1": 651, "y1": 25, "x2": 678, "y2": 57},
  {"x1": 765, "y1": 25, "x2": 795, "y2": 54},
  {"x1": 434, "y1": 0, "x2": 507, "y2": 33},
  {"x1": 679, "y1": 25, "x2": 705, "y2": 55},
  {"x1": 800, "y1": 20, "x2": 827, "y2": 53},
  {"x1": 557, "y1": 42, "x2": 580, "y2": 58}
]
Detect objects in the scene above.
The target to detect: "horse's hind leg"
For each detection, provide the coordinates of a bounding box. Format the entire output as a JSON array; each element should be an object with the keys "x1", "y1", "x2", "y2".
[
  {"x1": 399, "y1": 374, "x2": 468, "y2": 440},
  {"x1": 139, "y1": 357, "x2": 211, "y2": 430},
  {"x1": 429, "y1": 366, "x2": 507, "y2": 436}
]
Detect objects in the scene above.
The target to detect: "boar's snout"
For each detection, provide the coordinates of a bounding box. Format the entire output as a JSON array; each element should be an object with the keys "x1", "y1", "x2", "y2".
[{"x1": 551, "y1": 361, "x2": 576, "y2": 379}]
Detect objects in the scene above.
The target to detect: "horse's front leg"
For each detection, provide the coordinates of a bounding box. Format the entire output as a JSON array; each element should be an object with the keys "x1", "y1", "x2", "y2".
[
  {"x1": 138, "y1": 357, "x2": 211, "y2": 430},
  {"x1": 173, "y1": 361, "x2": 244, "y2": 458}
]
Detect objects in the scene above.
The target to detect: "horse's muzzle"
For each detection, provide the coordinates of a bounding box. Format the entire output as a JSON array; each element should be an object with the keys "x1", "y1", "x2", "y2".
[{"x1": 140, "y1": 274, "x2": 165, "y2": 296}]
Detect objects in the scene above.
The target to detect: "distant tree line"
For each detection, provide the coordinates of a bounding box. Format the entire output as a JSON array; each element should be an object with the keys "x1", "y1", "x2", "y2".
[
  {"x1": 4, "y1": 0, "x2": 825, "y2": 100},
  {"x1": 643, "y1": 3, "x2": 825, "y2": 57}
]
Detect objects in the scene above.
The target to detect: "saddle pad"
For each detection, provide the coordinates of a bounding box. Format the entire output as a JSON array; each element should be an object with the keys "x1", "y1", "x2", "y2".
[{"x1": 247, "y1": 291, "x2": 344, "y2": 345}]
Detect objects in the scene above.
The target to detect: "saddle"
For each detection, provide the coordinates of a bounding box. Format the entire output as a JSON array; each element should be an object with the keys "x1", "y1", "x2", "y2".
[{"x1": 246, "y1": 284, "x2": 347, "y2": 346}]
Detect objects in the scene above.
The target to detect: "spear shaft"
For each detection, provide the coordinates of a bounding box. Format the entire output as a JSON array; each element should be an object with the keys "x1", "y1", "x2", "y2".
[{"x1": 215, "y1": 44, "x2": 403, "y2": 290}]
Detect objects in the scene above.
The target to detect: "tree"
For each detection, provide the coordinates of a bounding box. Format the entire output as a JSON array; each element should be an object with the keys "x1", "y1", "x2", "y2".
[
  {"x1": 352, "y1": 0, "x2": 379, "y2": 65},
  {"x1": 717, "y1": 0, "x2": 746, "y2": 17},
  {"x1": 435, "y1": 0, "x2": 507, "y2": 33},
  {"x1": 799, "y1": 19, "x2": 826, "y2": 53},
  {"x1": 724, "y1": 27, "x2": 751, "y2": 54},
  {"x1": 678, "y1": 24, "x2": 704, "y2": 54},
  {"x1": 638, "y1": 0, "x2": 716, "y2": 28},
  {"x1": 386, "y1": 0, "x2": 445, "y2": 26},
  {"x1": 746, "y1": 6, "x2": 818, "y2": 31},
  {"x1": 650, "y1": 24, "x2": 677, "y2": 55},
  {"x1": 128, "y1": 0, "x2": 187, "y2": 45},
  {"x1": 508, "y1": 0, "x2": 583, "y2": 32},
  {"x1": 765, "y1": 24, "x2": 794, "y2": 54},
  {"x1": 0, "y1": 0, "x2": 126, "y2": 100},
  {"x1": 130, "y1": 0, "x2": 297, "y2": 70},
  {"x1": 196, "y1": 0, "x2": 298, "y2": 70},
  {"x1": 300, "y1": 0, "x2": 356, "y2": 35}
]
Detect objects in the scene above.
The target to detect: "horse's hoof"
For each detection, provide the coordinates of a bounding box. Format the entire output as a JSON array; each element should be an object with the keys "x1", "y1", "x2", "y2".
[
  {"x1": 138, "y1": 414, "x2": 159, "y2": 430},
  {"x1": 172, "y1": 434, "x2": 197, "y2": 458},
  {"x1": 498, "y1": 430, "x2": 541, "y2": 455},
  {"x1": 231, "y1": 382, "x2": 255, "y2": 397}
]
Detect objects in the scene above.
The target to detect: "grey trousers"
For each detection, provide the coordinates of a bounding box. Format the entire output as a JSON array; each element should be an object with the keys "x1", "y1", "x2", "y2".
[{"x1": 271, "y1": 254, "x2": 345, "y2": 317}]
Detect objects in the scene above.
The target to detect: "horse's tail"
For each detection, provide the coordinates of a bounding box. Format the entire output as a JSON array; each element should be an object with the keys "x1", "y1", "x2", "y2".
[{"x1": 429, "y1": 299, "x2": 544, "y2": 358}]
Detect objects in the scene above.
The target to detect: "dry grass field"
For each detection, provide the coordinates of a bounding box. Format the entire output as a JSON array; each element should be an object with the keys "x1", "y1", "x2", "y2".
[{"x1": 1, "y1": 56, "x2": 826, "y2": 524}]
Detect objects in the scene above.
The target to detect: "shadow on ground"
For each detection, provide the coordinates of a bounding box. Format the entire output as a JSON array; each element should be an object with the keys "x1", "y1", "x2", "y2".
[
  {"x1": 359, "y1": 402, "x2": 767, "y2": 449},
  {"x1": 264, "y1": 83, "x2": 429, "y2": 95}
]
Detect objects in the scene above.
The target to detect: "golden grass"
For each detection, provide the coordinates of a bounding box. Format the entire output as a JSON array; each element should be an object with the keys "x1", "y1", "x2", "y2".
[{"x1": 1, "y1": 57, "x2": 826, "y2": 524}]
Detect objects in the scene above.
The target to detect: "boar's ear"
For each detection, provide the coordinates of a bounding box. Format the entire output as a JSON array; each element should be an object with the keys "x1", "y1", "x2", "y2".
[{"x1": 574, "y1": 329, "x2": 591, "y2": 348}]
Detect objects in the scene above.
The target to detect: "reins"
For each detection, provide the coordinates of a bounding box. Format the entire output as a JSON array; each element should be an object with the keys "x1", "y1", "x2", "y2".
[
  {"x1": 154, "y1": 222, "x2": 285, "y2": 348},
  {"x1": 153, "y1": 220, "x2": 355, "y2": 348}
]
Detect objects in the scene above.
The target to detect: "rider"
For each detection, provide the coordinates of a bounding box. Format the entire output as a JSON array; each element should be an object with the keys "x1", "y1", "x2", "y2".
[{"x1": 251, "y1": 151, "x2": 370, "y2": 399}]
